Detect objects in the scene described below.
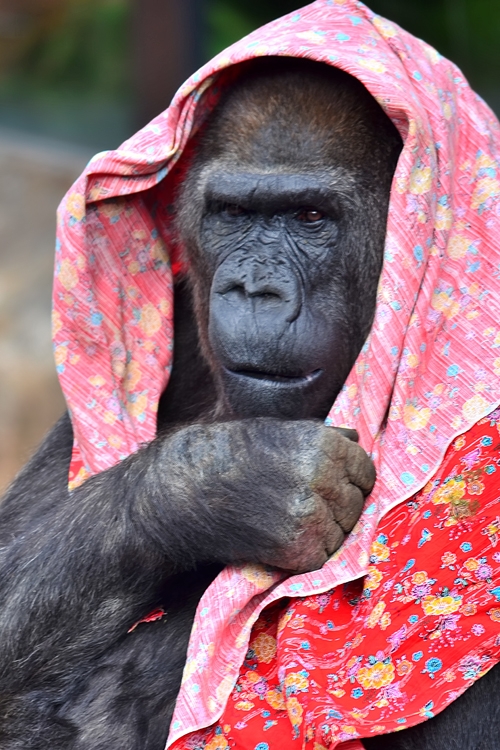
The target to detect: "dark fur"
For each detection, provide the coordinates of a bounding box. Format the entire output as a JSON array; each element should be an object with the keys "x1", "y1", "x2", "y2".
[{"x1": 0, "y1": 58, "x2": 497, "y2": 749}]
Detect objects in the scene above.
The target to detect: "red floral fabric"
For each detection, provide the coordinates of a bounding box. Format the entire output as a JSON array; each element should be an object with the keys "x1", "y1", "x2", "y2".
[{"x1": 176, "y1": 411, "x2": 500, "y2": 749}]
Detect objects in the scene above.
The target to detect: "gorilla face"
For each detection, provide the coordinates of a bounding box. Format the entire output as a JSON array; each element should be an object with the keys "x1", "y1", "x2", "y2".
[
  {"x1": 200, "y1": 169, "x2": 358, "y2": 419},
  {"x1": 178, "y1": 58, "x2": 403, "y2": 419}
]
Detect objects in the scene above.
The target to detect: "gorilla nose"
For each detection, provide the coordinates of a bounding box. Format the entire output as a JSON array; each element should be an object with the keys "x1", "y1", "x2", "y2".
[{"x1": 214, "y1": 268, "x2": 302, "y2": 323}]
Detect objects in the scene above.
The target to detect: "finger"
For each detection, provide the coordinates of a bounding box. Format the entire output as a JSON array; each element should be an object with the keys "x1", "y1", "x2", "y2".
[
  {"x1": 344, "y1": 442, "x2": 376, "y2": 495},
  {"x1": 332, "y1": 483, "x2": 366, "y2": 532},
  {"x1": 324, "y1": 518, "x2": 345, "y2": 556}
]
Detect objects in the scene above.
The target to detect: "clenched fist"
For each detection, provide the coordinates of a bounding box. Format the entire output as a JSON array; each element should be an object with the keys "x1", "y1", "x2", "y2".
[{"x1": 157, "y1": 418, "x2": 376, "y2": 573}]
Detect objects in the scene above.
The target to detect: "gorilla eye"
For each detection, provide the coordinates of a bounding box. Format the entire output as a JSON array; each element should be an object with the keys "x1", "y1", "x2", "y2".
[
  {"x1": 224, "y1": 204, "x2": 246, "y2": 217},
  {"x1": 297, "y1": 208, "x2": 325, "y2": 224}
]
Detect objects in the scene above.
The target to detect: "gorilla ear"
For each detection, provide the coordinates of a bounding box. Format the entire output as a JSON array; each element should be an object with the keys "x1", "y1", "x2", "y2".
[{"x1": 333, "y1": 427, "x2": 359, "y2": 443}]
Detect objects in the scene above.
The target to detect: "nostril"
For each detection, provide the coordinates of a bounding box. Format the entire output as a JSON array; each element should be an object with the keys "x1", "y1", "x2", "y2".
[
  {"x1": 221, "y1": 285, "x2": 247, "y2": 302},
  {"x1": 251, "y1": 291, "x2": 281, "y2": 301},
  {"x1": 220, "y1": 285, "x2": 283, "y2": 303}
]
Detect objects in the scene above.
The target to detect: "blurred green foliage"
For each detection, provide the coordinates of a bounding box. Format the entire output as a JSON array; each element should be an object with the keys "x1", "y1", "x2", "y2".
[
  {"x1": 11, "y1": 0, "x2": 130, "y2": 95},
  {"x1": 0, "y1": 0, "x2": 131, "y2": 147}
]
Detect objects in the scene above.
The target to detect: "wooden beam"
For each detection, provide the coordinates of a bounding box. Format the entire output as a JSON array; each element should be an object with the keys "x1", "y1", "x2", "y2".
[{"x1": 132, "y1": 0, "x2": 204, "y2": 128}]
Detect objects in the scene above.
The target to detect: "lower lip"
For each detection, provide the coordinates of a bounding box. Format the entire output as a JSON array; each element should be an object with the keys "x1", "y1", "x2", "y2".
[{"x1": 224, "y1": 368, "x2": 322, "y2": 387}]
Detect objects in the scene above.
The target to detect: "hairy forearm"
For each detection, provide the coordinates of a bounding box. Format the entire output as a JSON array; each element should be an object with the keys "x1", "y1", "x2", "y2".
[
  {"x1": 0, "y1": 415, "x2": 373, "y2": 694},
  {"x1": 0, "y1": 418, "x2": 287, "y2": 689},
  {"x1": 0, "y1": 425, "x2": 229, "y2": 691}
]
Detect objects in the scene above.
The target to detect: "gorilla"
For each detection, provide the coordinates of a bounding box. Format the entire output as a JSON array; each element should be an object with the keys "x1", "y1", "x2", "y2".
[{"x1": 0, "y1": 57, "x2": 498, "y2": 750}]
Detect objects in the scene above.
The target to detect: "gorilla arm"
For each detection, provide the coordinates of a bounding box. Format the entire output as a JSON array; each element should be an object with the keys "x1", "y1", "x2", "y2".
[{"x1": 0, "y1": 411, "x2": 374, "y2": 709}]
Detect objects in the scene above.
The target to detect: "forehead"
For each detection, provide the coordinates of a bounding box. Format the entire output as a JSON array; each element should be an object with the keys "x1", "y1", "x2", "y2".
[{"x1": 197, "y1": 58, "x2": 387, "y2": 172}]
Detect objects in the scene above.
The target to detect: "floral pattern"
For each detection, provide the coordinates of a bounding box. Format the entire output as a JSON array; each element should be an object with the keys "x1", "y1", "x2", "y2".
[{"x1": 178, "y1": 413, "x2": 500, "y2": 748}]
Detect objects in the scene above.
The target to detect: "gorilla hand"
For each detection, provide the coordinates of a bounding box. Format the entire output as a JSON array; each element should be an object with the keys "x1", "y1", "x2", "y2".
[
  {"x1": 0, "y1": 417, "x2": 373, "y2": 712},
  {"x1": 159, "y1": 419, "x2": 376, "y2": 573}
]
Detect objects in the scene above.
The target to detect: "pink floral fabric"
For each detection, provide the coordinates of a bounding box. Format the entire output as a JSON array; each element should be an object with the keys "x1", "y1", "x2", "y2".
[{"x1": 52, "y1": 0, "x2": 500, "y2": 745}]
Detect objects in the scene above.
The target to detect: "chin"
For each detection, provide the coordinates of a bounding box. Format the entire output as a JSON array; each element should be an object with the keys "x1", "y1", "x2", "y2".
[{"x1": 219, "y1": 367, "x2": 341, "y2": 420}]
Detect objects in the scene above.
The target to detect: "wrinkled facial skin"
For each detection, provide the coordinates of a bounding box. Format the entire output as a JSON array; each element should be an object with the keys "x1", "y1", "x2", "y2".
[
  {"x1": 200, "y1": 169, "x2": 363, "y2": 419},
  {"x1": 177, "y1": 58, "x2": 403, "y2": 420}
]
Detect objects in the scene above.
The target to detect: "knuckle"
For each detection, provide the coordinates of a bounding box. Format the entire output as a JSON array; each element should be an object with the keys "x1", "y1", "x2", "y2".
[{"x1": 319, "y1": 480, "x2": 365, "y2": 534}]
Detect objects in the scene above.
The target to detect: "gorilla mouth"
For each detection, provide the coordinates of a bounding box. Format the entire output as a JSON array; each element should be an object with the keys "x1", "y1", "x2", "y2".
[{"x1": 227, "y1": 368, "x2": 322, "y2": 386}]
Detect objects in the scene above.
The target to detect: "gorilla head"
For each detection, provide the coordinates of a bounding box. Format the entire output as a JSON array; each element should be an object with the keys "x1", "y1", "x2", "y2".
[{"x1": 177, "y1": 57, "x2": 402, "y2": 421}]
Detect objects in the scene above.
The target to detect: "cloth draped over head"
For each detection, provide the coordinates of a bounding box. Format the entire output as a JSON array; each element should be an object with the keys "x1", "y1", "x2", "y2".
[{"x1": 53, "y1": 0, "x2": 500, "y2": 744}]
